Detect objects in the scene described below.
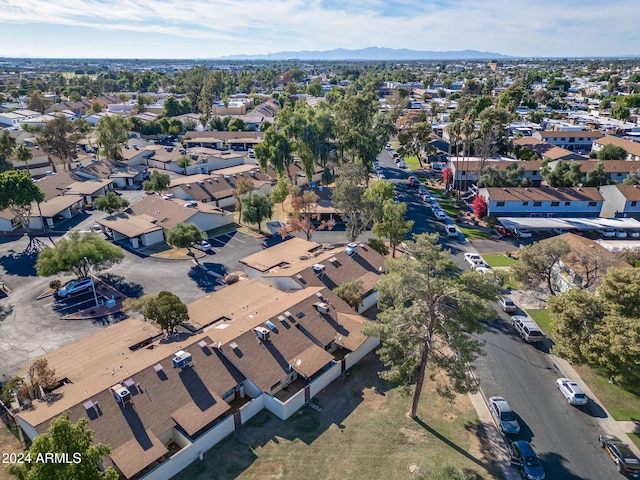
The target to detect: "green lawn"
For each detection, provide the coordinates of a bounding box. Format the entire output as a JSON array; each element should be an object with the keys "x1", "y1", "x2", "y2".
[
  {"x1": 438, "y1": 201, "x2": 459, "y2": 218},
  {"x1": 526, "y1": 309, "x2": 553, "y2": 340},
  {"x1": 629, "y1": 433, "x2": 640, "y2": 450},
  {"x1": 173, "y1": 353, "x2": 502, "y2": 480},
  {"x1": 481, "y1": 254, "x2": 517, "y2": 268},
  {"x1": 457, "y1": 226, "x2": 493, "y2": 239},
  {"x1": 404, "y1": 155, "x2": 422, "y2": 170}
]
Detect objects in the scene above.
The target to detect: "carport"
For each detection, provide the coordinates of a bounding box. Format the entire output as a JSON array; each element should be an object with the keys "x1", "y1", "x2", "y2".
[{"x1": 499, "y1": 217, "x2": 640, "y2": 232}]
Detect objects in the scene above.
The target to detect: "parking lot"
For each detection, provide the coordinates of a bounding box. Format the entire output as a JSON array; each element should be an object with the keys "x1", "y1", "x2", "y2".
[{"x1": 0, "y1": 229, "x2": 271, "y2": 377}]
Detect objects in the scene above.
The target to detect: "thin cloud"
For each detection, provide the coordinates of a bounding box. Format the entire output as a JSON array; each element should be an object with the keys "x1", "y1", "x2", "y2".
[{"x1": 0, "y1": 0, "x2": 637, "y2": 57}]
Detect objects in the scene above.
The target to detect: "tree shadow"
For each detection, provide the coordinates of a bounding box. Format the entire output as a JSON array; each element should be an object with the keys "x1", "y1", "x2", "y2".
[
  {"x1": 537, "y1": 450, "x2": 584, "y2": 480},
  {"x1": 97, "y1": 273, "x2": 144, "y2": 298},
  {"x1": 462, "y1": 420, "x2": 505, "y2": 478},
  {"x1": 189, "y1": 263, "x2": 226, "y2": 293},
  {"x1": 0, "y1": 247, "x2": 39, "y2": 277},
  {"x1": 415, "y1": 417, "x2": 493, "y2": 471}
]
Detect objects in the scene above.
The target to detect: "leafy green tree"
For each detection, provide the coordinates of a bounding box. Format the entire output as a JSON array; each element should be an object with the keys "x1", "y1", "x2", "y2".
[
  {"x1": 332, "y1": 162, "x2": 373, "y2": 242},
  {"x1": 36, "y1": 230, "x2": 125, "y2": 278},
  {"x1": 165, "y1": 223, "x2": 206, "y2": 254},
  {"x1": 585, "y1": 314, "x2": 640, "y2": 385},
  {"x1": 241, "y1": 192, "x2": 273, "y2": 233},
  {"x1": 596, "y1": 144, "x2": 627, "y2": 161},
  {"x1": 599, "y1": 98, "x2": 612, "y2": 110},
  {"x1": 254, "y1": 126, "x2": 294, "y2": 180},
  {"x1": 270, "y1": 176, "x2": 291, "y2": 210},
  {"x1": 541, "y1": 161, "x2": 583, "y2": 187},
  {"x1": 176, "y1": 154, "x2": 191, "y2": 175},
  {"x1": 511, "y1": 237, "x2": 570, "y2": 295},
  {"x1": 306, "y1": 82, "x2": 322, "y2": 97},
  {"x1": 622, "y1": 169, "x2": 640, "y2": 185},
  {"x1": 27, "y1": 90, "x2": 48, "y2": 113},
  {"x1": 397, "y1": 121, "x2": 432, "y2": 168},
  {"x1": 96, "y1": 115, "x2": 130, "y2": 161},
  {"x1": 36, "y1": 116, "x2": 83, "y2": 171},
  {"x1": 585, "y1": 162, "x2": 614, "y2": 187},
  {"x1": 143, "y1": 291, "x2": 189, "y2": 336},
  {"x1": 372, "y1": 200, "x2": 414, "y2": 258},
  {"x1": 333, "y1": 279, "x2": 364, "y2": 310},
  {"x1": 362, "y1": 179, "x2": 395, "y2": 222},
  {"x1": 548, "y1": 288, "x2": 607, "y2": 364},
  {"x1": 6, "y1": 412, "x2": 119, "y2": 480},
  {"x1": 363, "y1": 233, "x2": 500, "y2": 418},
  {"x1": 0, "y1": 170, "x2": 45, "y2": 231},
  {"x1": 143, "y1": 170, "x2": 170, "y2": 193},
  {"x1": 0, "y1": 129, "x2": 16, "y2": 172},
  {"x1": 93, "y1": 191, "x2": 129, "y2": 214},
  {"x1": 282, "y1": 186, "x2": 334, "y2": 241},
  {"x1": 610, "y1": 104, "x2": 630, "y2": 121},
  {"x1": 598, "y1": 268, "x2": 640, "y2": 318}
]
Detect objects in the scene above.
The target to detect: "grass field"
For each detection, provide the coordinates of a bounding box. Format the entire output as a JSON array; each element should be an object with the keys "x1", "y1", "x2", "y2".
[
  {"x1": 481, "y1": 254, "x2": 517, "y2": 268},
  {"x1": 457, "y1": 226, "x2": 493, "y2": 239},
  {"x1": 173, "y1": 353, "x2": 502, "y2": 480},
  {"x1": 404, "y1": 155, "x2": 422, "y2": 170},
  {"x1": 526, "y1": 309, "x2": 553, "y2": 340},
  {"x1": 629, "y1": 433, "x2": 640, "y2": 450},
  {"x1": 438, "y1": 201, "x2": 459, "y2": 218}
]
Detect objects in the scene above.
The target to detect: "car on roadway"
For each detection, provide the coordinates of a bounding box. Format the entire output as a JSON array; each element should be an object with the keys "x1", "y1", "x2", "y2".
[
  {"x1": 434, "y1": 210, "x2": 448, "y2": 221},
  {"x1": 445, "y1": 225, "x2": 458, "y2": 237},
  {"x1": 385, "y1": 144, "x2": 392, "y2": 150},
  {"x1": 475, "y1": 266, "x2": 493, "y2": 274},
  {"x1": 616, "y1": 229, "x2": 628, "y2": 239},
  {"x1": 602, "y1": 227, "x2": 616, "y2": 238},
  {"x1": 56, "y1": 277, "x2": 94, "y2": 298},
  {"x1": 598, "y1": 434, "x2": 640, "y2": 478},
  {"x1": 407, "y1": 175, "x2": 420, "y2": 187},
  {"x1": 464, "y1": 252, "x2": 484, "y2": 267},
  {"x1": 630, "y1": 230, "x2": 640, "y2": 238},
  {"x1": 92, "y1": 223, "x2": 102, "y2": 232},
  {"x1": 500, "y1": 297, "x2": 518, "y2": 313},
  {"x1": 511, "y1": 315, "x2": 544, "y2": 343},
  {"x1": 509, "y1": 440, "x2": 545, "y2": 480},
  {"x1": 556, "y1": 378, "x2": 589, "y2": 406},
  {"x1": 489, "y1": 396, "x2": 520, "y2": 435},
  {"x1": 397, "y1": 161, "x2": 407, "y2": 169}
]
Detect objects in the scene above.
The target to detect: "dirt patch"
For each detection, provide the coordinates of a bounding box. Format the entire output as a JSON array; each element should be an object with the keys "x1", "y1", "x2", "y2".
[
  {"x1": 361, "y1": 385, "x2": 388, "y2": 410},
  {"x1": 151, "y1": 247, "x2": 205, "y2": 260},
  {"x1": 0, "y1": 422, "x2": 23, "y2": 480}
]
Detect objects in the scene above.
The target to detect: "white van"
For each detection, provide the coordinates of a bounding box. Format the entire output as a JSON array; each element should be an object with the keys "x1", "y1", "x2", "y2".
[{"x1": 510, "y1": 315, "x2": 544, "y2": 343}]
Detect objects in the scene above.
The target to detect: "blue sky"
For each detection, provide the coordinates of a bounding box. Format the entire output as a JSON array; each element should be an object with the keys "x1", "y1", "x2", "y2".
[{"x1": 0, "y1": 0, "x2": 638, "y2": 58}]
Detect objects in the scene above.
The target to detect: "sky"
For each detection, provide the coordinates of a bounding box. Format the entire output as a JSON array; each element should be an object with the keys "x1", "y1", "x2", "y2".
[{"x1": 0, "y1": 0, "x2": 638, "y2": 59}]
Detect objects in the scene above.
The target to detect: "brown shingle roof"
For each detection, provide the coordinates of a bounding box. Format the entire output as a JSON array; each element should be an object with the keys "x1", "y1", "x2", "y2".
[
  {"x1": 609, "y1": 184, "x2": 640, "y2": 201},
  {"x1": 594, "y1": 136, "x2": 640, "y2": 158},
  {"x1": 240, "y1": 238, "x2": 322, "y2": 272},
  {"x1": 483, "y1": 186, "x2": 603, "y2": 202},
  {"x1": 33, "y1": 195, "x2": 84, "y2": 217},
  {"x1": 97, "y1": 213, "x2": 163, "y2": 237},
  {"x1": 128, "y1": 195, "x2": 198, "y2": 230}
]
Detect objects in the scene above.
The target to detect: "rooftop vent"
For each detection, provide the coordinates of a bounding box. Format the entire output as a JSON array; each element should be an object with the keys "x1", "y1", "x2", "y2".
[
  {"x1": 345, "y1": 243, "x2": 357, "y2": 256},
  {"x1": 186, "y1": 184, "x2": 191, "y2": 188},
  {"x1": 312, "y1": 263, "x2": 326, "y2": 275},
  {"x1": 314, "y1": 302, "x2": 330, "y2": 314},
  {"x1": 172, "y1": 350, "x2": 193, "y2": 369},
  {"x1": 197, "y1": 181, "x2": 204, "y2": 185},
  {"x1": 110, "y1": 384, "x2": 132, "y2": 405},
  {"x1": 253, "y1": 326, "x2": 270, "y2": 341},
  {"x1": 284, "y1": 311, "x2": 293, "y2": 318}
]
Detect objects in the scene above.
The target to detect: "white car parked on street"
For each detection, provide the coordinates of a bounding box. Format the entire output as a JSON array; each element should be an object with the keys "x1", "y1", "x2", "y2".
[{"x1": 556, "y1": 378, "x2": 589, "y2": 406}]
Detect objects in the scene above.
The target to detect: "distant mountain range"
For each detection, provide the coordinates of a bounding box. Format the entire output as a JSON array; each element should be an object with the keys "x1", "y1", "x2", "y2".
[{"x1": 216, "y1": 47, "x2": 511, "y2": 61}]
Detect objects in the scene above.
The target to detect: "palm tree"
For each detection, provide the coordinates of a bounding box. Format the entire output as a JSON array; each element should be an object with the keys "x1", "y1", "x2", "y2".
[
  {"x1": 461, "y1": 118, "x2": 475, "y2": 192},
  {"x1": 16, "y1": 143, "x2": 33, "y2": 177},
  {"x1": 448, "y1": 119, "x2": 462, "y2": 191}
]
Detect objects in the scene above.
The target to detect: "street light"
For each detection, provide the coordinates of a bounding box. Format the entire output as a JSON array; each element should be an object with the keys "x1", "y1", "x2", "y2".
[{"x1": 84, "y1": 257, "x2": 99, "y2": 308}]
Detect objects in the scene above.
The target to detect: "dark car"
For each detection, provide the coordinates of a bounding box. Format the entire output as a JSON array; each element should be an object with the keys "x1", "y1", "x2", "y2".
[
  {"x1": 510, "y1": 440, "x2": 545, "y2": 480},
  {"x1": 599, "y1": 434, "x2": 640, "y2": 478}
]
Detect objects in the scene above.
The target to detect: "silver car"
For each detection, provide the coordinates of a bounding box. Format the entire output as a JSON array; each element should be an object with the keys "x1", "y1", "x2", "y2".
[
  {"x1": 556, "y1": 378, "x2": 588, "y2": 406},
  {"x1": 489, "y1": 396, "x2": 520, "y2": 435}
]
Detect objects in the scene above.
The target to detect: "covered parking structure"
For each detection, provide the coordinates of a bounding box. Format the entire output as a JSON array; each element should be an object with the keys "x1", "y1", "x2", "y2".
[{"x1": 498, "y1": 217, "x2": 640, "y2": 233}]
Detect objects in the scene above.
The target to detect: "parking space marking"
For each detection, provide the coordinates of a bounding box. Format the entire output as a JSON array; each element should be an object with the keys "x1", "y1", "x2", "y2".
[
  {"x1": 224, "y1": 233, "x2": 245, "y2": 243},
  {"x1": 209, "y1": 236, "x2": 232, "y2": 247}
]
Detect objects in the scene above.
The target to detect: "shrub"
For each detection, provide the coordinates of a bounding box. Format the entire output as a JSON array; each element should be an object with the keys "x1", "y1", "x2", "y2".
[
  {"x1": 506, "y1": 251, "x2": 512, "y2": 258},
  {"x1": 367, "y1": 238, "x2": 389, "y2": 255},
  {"x1": 49, "y1": 279, "x2": 62, "y2": 290},
  {"x1": 484, "y1": 216, "x2": 498, "y2": 229}
]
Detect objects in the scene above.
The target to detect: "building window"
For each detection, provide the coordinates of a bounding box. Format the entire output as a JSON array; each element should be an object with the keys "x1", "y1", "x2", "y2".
[
  {"x1": 551, "y1": 201, "x2": 559, "y2": 207},
  {"x1": 632, "y1": 201, "x2": 638, "y2": 207},
  {"x1": 533, "y1": 201, "x2": 542, "y2": 207},
  {"x1": 565, "y1": 201, "x2": 570, "y2": 206},
  {"x1": 588, "y1": 201, "x2": 597, "y2": 207},
  {"x1": 522, "y1": 201, "x2": 529, "y2": 206},
  {"x1": 497, "y1": 201, "x2": 505, "y2": 207}
]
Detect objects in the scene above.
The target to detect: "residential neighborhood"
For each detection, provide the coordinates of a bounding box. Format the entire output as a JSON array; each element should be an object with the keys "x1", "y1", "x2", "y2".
[{"x1": 2, "y1": 52, "x2": 640, "y2": 480}]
